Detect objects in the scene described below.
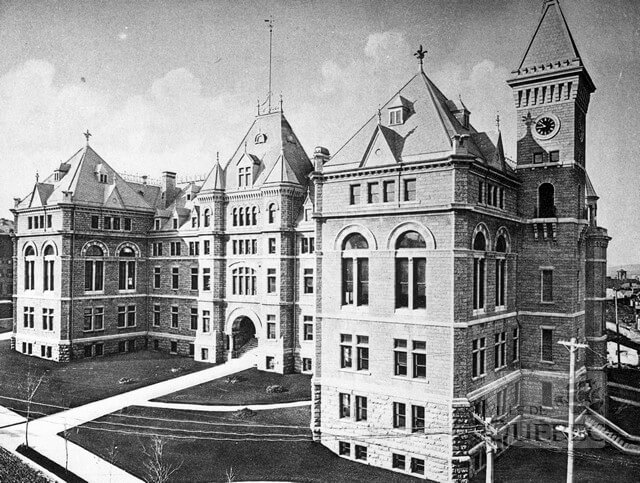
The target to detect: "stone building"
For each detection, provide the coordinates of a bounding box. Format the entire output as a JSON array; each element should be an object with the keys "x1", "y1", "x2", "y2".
[
  {"x1": 0, "y1": 218, "x2": 14, "y2": 322},
  {"x1": 310, "y1": 1, "x2": 608, "y2": 481},
  {"x1": 9, "y1": 1, "x2": 609, "y2": 481}
]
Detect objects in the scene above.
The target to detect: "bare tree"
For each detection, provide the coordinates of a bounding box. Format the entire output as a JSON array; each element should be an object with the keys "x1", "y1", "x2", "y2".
[
  {"x1": 226, "y1": 467, "x2": 236, "y2": 482},
  {"x1": 23, "y1": 371, "x2": 44, "y2": 448},
  {"x1": 141, "y1": 435, "x2": 182, "y2": 483}
]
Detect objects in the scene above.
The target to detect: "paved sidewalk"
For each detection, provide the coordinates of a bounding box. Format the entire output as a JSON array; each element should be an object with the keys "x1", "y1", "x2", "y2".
[
  {"x1": 0, "y1": 332, "x2": 12, "y2": 341},
  {"x1": 141, "y1": 399, "x2": 311, "y2": 412},
  {"x1": 0, "y1": 356, "x2": 255, "y2": 482}
]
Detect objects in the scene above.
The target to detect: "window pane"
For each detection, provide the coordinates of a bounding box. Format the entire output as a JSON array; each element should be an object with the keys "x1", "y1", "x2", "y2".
[
  {"x1": 357, "y1": 259, "x2": 369, "y2": 305},
  {"x1": 414, "y1": 258, "x2": 426, "y2": 308},
  {"x1": 396, "y1": 231, "x2": 426, "y2": 249},
  {"x1": 342, "y1": 259, "x2": 353, "y2": 305},
  {"x1": 396, "y1": 258, "x2": 409, "y2": 308}
]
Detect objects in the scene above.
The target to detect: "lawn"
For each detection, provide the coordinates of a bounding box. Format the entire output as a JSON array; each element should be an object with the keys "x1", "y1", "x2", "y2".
[
  {"x1": 153, "y1": 367, "x2": 311, "y2": 405},
  {"x1": 0, "y1": 340, "x2": 210, "y2": 419},
  {"x1": 471, "y1": 446, "x2": 640, "y2": 482},
  {"x1": 65, "y1": 405, "x2": 423, "y2": 482},
  {"x1": 0, "y1": 318, "x2": 12, "y2": 333},
  {"x1": 0, "y1": 446, "x2": 52, "y2": 483}
]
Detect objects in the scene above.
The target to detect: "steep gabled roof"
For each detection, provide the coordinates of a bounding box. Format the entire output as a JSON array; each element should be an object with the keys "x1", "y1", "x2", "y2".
[
  {"x1": 16, "y1": 145, "x2": 154, "y2": 211},
  {"x1": 585, "y1": 173, "x2": 599, "y2": 200},
  {"x1": 517, "y1": 0, "x2": 581, "y2": 72},
  {"x1": 325, "y1": 70, "x2": 496, "y2": 172},
  {"x1": 263, "y1": 150, "x2": 300, "y2": 185},
  {"x1": 200, "y1": 160, "x2": 226, "y2": 192}
]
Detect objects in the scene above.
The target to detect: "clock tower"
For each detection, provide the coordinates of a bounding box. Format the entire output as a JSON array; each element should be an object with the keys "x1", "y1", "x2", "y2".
[{"x1": 508, "y1": 0, "x2": 609, "y2": 418}]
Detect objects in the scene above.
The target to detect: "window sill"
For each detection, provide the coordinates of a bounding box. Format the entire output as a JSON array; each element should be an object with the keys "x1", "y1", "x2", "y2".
[
  {"x1": 494, "y1": 366, "x2": 507, "y2": 373},
  {"x1": 118, "y1": 290, "x2": 137, "y2": 294},
  {"x1": 471, "y1": 374, "x2": 487, "y2": 381},
  {"x1": 495, "y1": 305, "x2": 507, "y2": 312},
  {"x1": 540, "y1": 360, "x2": 555, "y2": 365},
  {"x1": 83, "y1": 329, "x2": 105, "y2": 333},
  {"x1": 472, "y1": 309, "x2": 486, "y2": 316},
  {"x1": 117, "y1": 325, "x2": 137, "y2": 329},
  {"x1": 84, "y1": 291, "x2": 105, "y2": 295},
  {"x1": 540, "y1": 301, "x2": 555, "y2": 305},
  {"x1": 338, "y1": 368, "x2": 372, "y2": 376}
]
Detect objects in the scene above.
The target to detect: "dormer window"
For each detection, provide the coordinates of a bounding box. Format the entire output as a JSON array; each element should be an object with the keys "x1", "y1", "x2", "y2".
[
  {"x1": 154, "y1": 219, "x2": 161, "y2": 230},
  {"x1": 238, "y1": 166, "x2": 251, "y2": 188},
  {"x1": 389, "y1": 108, "x2": 403, "y2": 126},
  {"x1": 98, "y1": 173, "x2": 108, "y2": 184},
  {"x1": 255, "y1": 133, "x2": 267, "y2": 144}
]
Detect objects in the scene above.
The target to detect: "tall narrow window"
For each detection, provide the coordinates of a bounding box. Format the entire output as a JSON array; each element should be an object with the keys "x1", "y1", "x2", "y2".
[
  {"x1": 153, "y1": 305, "x2": 161, "y2": 326},
  {"x1": 472, "y1": 337, "x2": 486, "y2": 378},
  {"x1": 303, "y1": 268, "x2": 314, "y2": 294},
  {"x1": 541, "y1": 269, "x2": 553, "y2": 302},
  {"x1": 494, "y1": 332, "x2": 506, "y2": 369},
  {"x1": 203, "y1": 268, "x2": 211, "y2": 291},
  {"x1": 190, "y1": 307, "x2": 198, "y2": 330},
  {"x1": 541, "y1": 328, "x2": 553, "y2": 362},
  {"x1": 340, "y1": 334, "x2": 352, "y2": 369},
  {"x1": 513, "y1": 327, "x2": 520, "y2": 362},
  {"x1": 412, "y1": 341, "x2": 426, "y2": 378},
  {"x1": 349, "y1": 185, "x2": 361, "y2": 205},
  {"x1": 383, "y1": 180, "x2": 395, "y2": 202},
  {"x1": 118, "y1": 246, "x2": 136, "y2": 290},
  {"x1": 172, "y1": 267, "x2": 179, "y2": 289},
  {"x1": 154, "y1": 267, "x2": 161, "y2": 289},
  {"x1": 538, "y1": 183, "x2": 555, "y2": 218},
  {"x1": 356, "y1": 336, "x2": 369, "y2": 371},
  {"x1": 395, "y1": 231, "x2": 427, "y2": 309},
  {"x1": 355, "y1": 396, "x2": 368, "y2": 421},
  {"x1": 411, "y1": 405, "x2": 425, "y2": 433},
  {"x1": 267, "y1": 268, "x2": 276, "y2": 294},
  {"x1": 203, "y1": 209, "x2": 211, "y2": 227},
  {"x1": 472, "y1": 232, "x2": 486, "y2": 311},
  {"x1": 171, "y1": 306, "x2": 179, "y2": 328},
  {"x1": 339, "y1": 393, "x2": 351, "y2": 418},
  {"x1": 24, "y1": 246, "x2": 35, "y2": 290},
  {"x1": 404, "y1": 179, "x2": 416, "y2": 201},
  {"x1": 394, "y1": 339, "x2": 407, "y2": 376},
  {"x1": 191, "y1": 267, "x2": 198, "y2": 290},
  {"x1": 495, "y1": 234, "x2": 507, "y2": 308},
  {"x1": 268, "y1": 204, "x2": 276, "y2": 224},
  {"x1": 84, "y1": 245, "x2": 104, "y2": 292},
  {"x1": 393, "y1": 402, "x2": 406, "y2": 428},
  {"x1": 542, "y1": 381, "x2": 553, "y2": 407},
  {"x1": 43, "y1": 245, "x2": 55, "y2": 291},
  {"x1": 341, "y1": 233, "x2": 369, "y2": 306},
  {"x1": 367, "y1": 182, "x2": 379, "y2": 203}
]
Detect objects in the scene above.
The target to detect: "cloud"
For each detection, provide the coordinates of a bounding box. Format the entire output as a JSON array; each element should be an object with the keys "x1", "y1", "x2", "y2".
[
  {"x1": 118, "y1": 32, "x2": 128, "y2": 41},
  {"x1": 0, "y1": 60, "x2": 250, "y2": 217},
  {"x1": 364, "y1": 31, "x2": 409, "y2": 61}
]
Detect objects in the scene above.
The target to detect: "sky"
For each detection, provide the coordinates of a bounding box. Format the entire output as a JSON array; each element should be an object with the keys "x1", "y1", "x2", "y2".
[{"x1": 0, "y1": 0, "x2": 639, "y2": 266}]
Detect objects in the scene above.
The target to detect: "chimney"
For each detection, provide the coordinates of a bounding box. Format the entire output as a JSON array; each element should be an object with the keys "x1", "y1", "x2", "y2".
[
  {"x1": 162, "y1": 171, "x2": 176, "y2": 194},
  {"x1": 313, "y1": 146, "x2": 330, "y2": 172},
  {"x1": 451, "y1": 134, "x2": 469, "y2": 155},
  {"x1": 450, "y1": 97, "x2": 470, "y2": 129}
]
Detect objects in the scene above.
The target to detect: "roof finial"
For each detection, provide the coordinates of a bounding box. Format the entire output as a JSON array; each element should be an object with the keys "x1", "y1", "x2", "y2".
[
  {"x1": 257, "y1": 99, "x2": 260, "y2": 116},
  {"x1": 216, "y1": 151, "x2": 219, "y2": 164},
  {"x1": 264, "y1": 15, "x2": 275, "y2": 113},
  {"x1": 279, "y1": 93, "x2": 283, "y2": 113},
  {"x1": 414, "y1": 44, "x2": 427, "y2": 70},
  {"x1": 83, "y1": 129, "x2": 92, "y2": 145},
  {"x1": 35, "y1": 171, "x2": 39, "y2": 183},
  {"x1": 495, "y1": 113, "x2": 501, "y2": 131}
]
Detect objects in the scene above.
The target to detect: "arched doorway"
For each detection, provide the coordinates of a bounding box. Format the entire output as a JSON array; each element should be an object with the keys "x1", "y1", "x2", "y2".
[{"x1": 230, "y1": 316, "x2": 257, "y2": 357}]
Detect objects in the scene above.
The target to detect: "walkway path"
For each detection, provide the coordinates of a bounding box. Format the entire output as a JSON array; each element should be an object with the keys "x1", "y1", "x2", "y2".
[
  {"x1": 141, "y1": 399, "x2": 311, "y2": 412},
  {"x1": 0, "y1": 355, "x2": 256, "y2": 482}
]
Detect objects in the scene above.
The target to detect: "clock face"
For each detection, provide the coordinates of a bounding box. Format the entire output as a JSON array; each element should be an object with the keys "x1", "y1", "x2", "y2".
[{"x1": 533, "y1": 114, "x2": 560, "y2": 140}]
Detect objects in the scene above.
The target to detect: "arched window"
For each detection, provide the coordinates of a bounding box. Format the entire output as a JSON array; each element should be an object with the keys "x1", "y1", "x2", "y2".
[
  {"x1": 238, "y1": 208, "x2": 244, "y2": 226},
  {"x1": 43, "y1": 245, "x2": 55, "y2": 291},
  {"x1": 118, "y1": 246, "x2": 136, "y2": 290},
  {"x1": 252, "y1": 207, "x2": 258, "y2": 225},
  {"x1": 24, "y1": 246, "x2": 35, "y2": 290},
  {"x1": 268, "y1": 204, "x2": 277, "y2": 224},
  {"x1": 231, "y1": 267, "x2": 256, "y2": 295},
  {"x1": 538, "y1": 183, "x2": 555, "y2": 218},
  {"x1": 244, "y1": 207, "x2": 251, "y2": 226},
  {"x1": 472, "y1": 232, "x2": 487, "y2": 311},
  {"x1": 203, "y1": 209, "x2": 211, "y2": 228},
  {"x1": 342, "y1": 233, "x2": 369, "y2": 306},
  {"x1": 85, "y1": 245, "x2": 104, "y2": 292},
  {"x1": 233, "y1": 208, "x2": 238, "y2": 227},
  {"x1": 495, "y1": 233, "x2": 508, "y2": 308},
  {"x1": 395, "y1": 231, "x2": 426, "y2": 309}
]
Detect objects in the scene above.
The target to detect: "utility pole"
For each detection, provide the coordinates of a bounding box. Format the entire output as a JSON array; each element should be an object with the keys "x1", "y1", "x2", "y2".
[
  {"x1": 472, "y1": 412, "x2": 499, "y2": 483},
  {"x1": 614, "y1": 288, "x2": 621, "y2": 367},
  {"x1": 558, "y1": 338, "x2": 588, "y2": 483}
]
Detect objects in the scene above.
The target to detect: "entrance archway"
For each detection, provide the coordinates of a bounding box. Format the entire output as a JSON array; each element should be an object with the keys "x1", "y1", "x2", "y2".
[{"x1": 230, "y1": 316, "x2": 257, "y2": 356}]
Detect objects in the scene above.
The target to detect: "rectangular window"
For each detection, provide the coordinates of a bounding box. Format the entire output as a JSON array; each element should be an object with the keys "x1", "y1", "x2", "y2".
[
  {"x1": 124, "y1": 218, "x2": 131, "y2": 231},
  {"x1": 541, "y1": 269, "x2": 553, "y2": 302},
  {"x1": 533, "y1": 152, "x2": 543, "y2": 164},
  {"x1": 396, "y1": 258, "x2": 409, "y2": 308},
  {"x1": 94, "y1": 307, "x2": 103, "y2": 330},
  {"x1": 394, "y1": 339, "x2": 407, "y2": 376},
  {"x1": 85, "y1": 260, "x2": 103, "y2": 292},
  {"x1": 190, "y1": 307, "x2": 198, "y2": 330},
  {"x1": 84, "y1": 307, "x2": 93, "y2": 331},
  {"x1": 392, "y1": 454, "x2": 406, "y2": 470},
  {"x1": 496, "y1": 388, "x2": 508, "y2": 416},
  {"x1": 339, "y1": 393, "x2": 350, "y2": 418},
  {"x1": 189, "y1": 241, "x2": 195, "y2": 256},
  {"x1": 170, "y1": 341, "x2": 178, "y2": 354},
  {"x1": 414, "y1": 258, "x2": 426, "y2": 309},
  {"x1": 542, "y1": 381, "x2": 553, "y2": 407},
  {"x1": 303, "y1": 316, "x2": 314, "y2": 341},
  {"x1": 472, "y1": 337, "x2": 486, "y2": 378},
  {"x1": 354, "y1": 445, "x2": 367, "y2": 461},
  {"x1": 357, "y1": 259, "x2": 369, "y2": 306},
  {"x1": 303, "y1": 268, "x2": 314, "y2": 294},
  {"x1": 202, "y1": 310, "x2": 211, "y2": 332},
  {"x1": 339, "y1": 442, "x2": 350, "y2": 456},
  {"x1": 412, "y1": 340, "x2": 426, "y2": 378},
  {"x1": 393, "y1": 402, "x2": 406, "y2": 429},
  {"x1": 340, "y1": 334, "x2": 352, "y2": 369},
  {"x1": 85, "y1": 345, "x2": 93, "y2": 357},
  {"x1": 189, "y1": 343, "x2": 194, "y2": 356},
  {"x1": 478, "y1": 181, "x2": 484, "y2": 204},
  {"x1": 411, "y1": 405, "x2": 425, "y2": 433},
  {"x1": 170, "y1": 242, "x2": 181, "y2": 256},
  {"x1": 266, "y1": 356, "x2": 275, "y2": 370},
  {"x1": 104, "y1": 216, "x2": 112, "y2": 230},
  {"x1": 495, "y1": 259, "x2": 506, "y2": 307},
  {"x1": 91, "y1": 216, "x2": 99, "y2": 229},
  {"x1": 155, "y1": 219, "x2": 160, "y2": 230},
  {"x1": 203, "y1": 268, "x2": 211, "y2": 291},
  {"x1": 342, "y1": 258, "x2": 353, "y2": 305},
  {"x1": 25, "y1": 260, "x2": 35, "y2": 290},
  {"x1": 302, "y1": 357, "x2": 312, "y2": 371},
  {"x1": 356, "y1": 335, "x2": 369, "y2": 371},
  {"x1": 541, "y1": 328, "x2": 553, "y2": 362},
  {"x1": 172, "y1": 219, "x2": 178, "y2": 229},
  {"x1": 411, "y1": 458, "x2": 425, "y2": 475},
  {"x1": 267, "y1": 320, "x2": 276, "y2": 339},
  {"x1": 367, "y1": 182, "x2": 379, "y2": 203},
  {"x1": 118, "y1": 260, "x2": 136, "y2": 290},
  {"x1": 383, "y1": 180, "x2": 395, "y2": 202},
  {"x1": 127, "y1": 305, "x2": 136, "y2": 326},
  {"x1": 349, "y1": 184, "x2": 361, "y2": 205},
  {"x1": 404, "y1": 179, "x2": 416, "y2": 201},
  {"x1": 42, "y1": 308, "x2": 54, "y2": 331},
  {"x1": 204, "y1": 240, "x2": 210, "y2": 255},
  {"x1": 191, "y1": 267, "x2": 198, "y2": 290},
  {"x1": 301, "y1": 237, "x2": 309, "y2": 254},
  {"x1": 154, "y1": 267, "x2": 161, "y2": 289},
  {"x1": 550, "y1": 150, "x2": 560, "y2": 163},
  {"x1": 117, "y1": 306, "x2": 126, "y2": 328},
  {"x1": 171, "y1": 306, "x2": 179, "y2": 328},
  {"x1": 268, "y1": 238, "x2": 276, "y2": 254},
  {"x1": 113, "y1": 217, "x2": 121, "y2": 230},
  {"x1": 153, "y1": 305, "x2": 161, "y2": 326},
  {"x1": 172, "y1": 267, "x2": 179, "y2": 289},
  {"x1": 47, "y1": 346, "x2": 53, "y2": 358},
  {"x1": 267, "y1": 268, "x2": 276, "y2": 293},
  {"x1": 494, "y1": 332, "x2": 507, "y2": 369},
  {"x1": 43, "y1": 259, "x2": 54, "y2": 291},
  {"x1": 152, "y1": 242, "x2": 162, "y2": 256},
  {"x1": 309, "y1": 237, "x2": 314, "y2": 254},
  {"x1": 513, "y1": 327, "x2": 520, "y2": 362},
  {"x1": 201, "y1": 348, "x2": 209, "y2": 360},
  {"x1": 355, "y1": 396, "x2": 367, "y2": 421},
  {"x1": 473, "y1": 257, "x2": 486, "y2": 310}
]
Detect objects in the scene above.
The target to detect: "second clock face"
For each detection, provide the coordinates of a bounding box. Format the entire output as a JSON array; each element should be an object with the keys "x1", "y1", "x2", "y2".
[{"x1": 533, "y1": 114, "x2": 560, "y2": 140}]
